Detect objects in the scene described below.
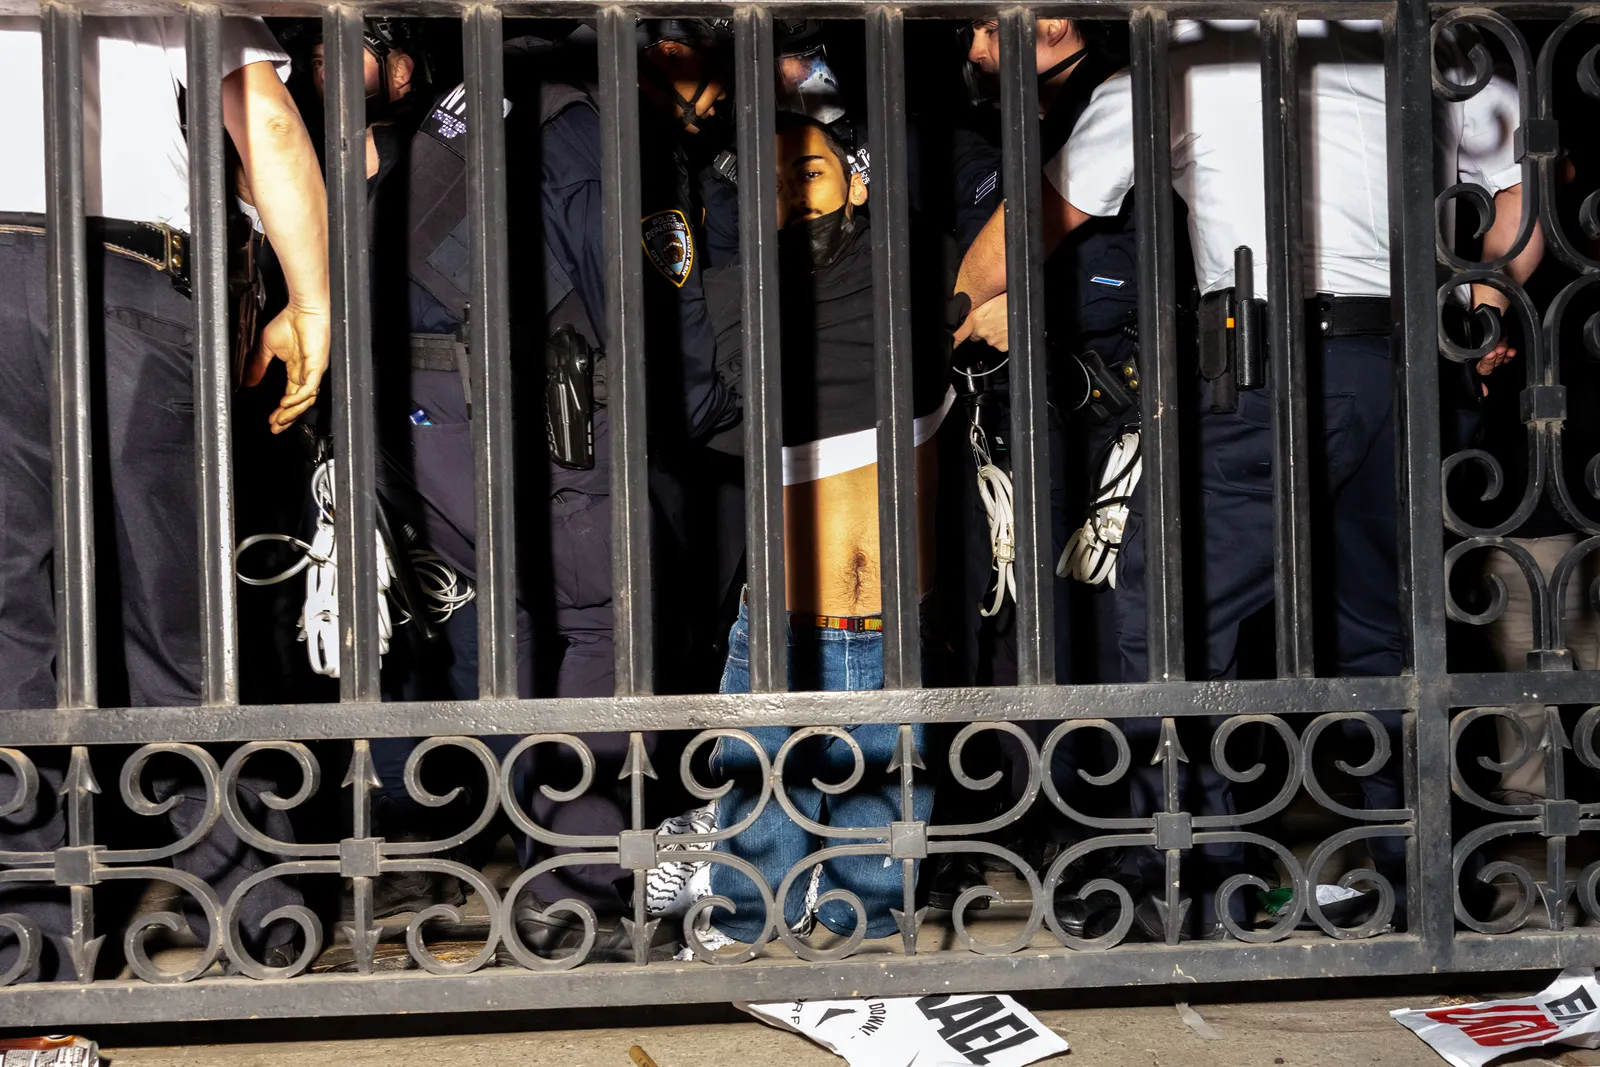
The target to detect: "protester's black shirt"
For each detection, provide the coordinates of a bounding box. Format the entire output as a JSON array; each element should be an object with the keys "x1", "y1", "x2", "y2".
[{"x1": 703, "y1": 215, "x2": 953, "y2": 457}]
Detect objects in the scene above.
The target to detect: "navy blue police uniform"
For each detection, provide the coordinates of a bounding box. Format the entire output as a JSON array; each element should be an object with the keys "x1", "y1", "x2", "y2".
[{"x1": 364, "y1": 39, "x2": 735, "y2": 922}]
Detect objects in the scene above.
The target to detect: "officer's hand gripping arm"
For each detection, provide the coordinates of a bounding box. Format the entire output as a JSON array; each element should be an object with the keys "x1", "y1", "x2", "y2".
[
  {"x1": 952, "y1": 184, "x2": 1092, "y2": 344},
  {"x1": 223, "y1": 60, "x2": 331, "y2": 433}
]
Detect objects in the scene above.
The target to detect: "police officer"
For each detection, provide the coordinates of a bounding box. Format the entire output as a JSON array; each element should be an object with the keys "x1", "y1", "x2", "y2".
[
  {"x1": 354, "y1": 20, "x2": 736, "y2": 961},
  {"x1": 298, "y1": 19, "x2": 486, "y2": 923},
  {"x1": 955, "y1": 19, "x2": 1528, "y2": 939},
  {"x1": 0, "y1": 15, "x2": 328, "y2": 977},
  {"x1": 934, "y1": 17, "x2": 1141, "y2": 931}
]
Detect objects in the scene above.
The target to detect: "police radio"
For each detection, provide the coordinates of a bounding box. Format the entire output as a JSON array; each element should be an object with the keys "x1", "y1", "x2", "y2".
[{"x1": 545, "y1": 325, "x2": 596, "y2": 470}]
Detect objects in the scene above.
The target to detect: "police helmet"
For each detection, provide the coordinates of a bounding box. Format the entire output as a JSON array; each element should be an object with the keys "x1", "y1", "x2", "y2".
[
  {"x1": 774, "y1": 19, "x2": 825, "y2": 55},
  {"x1": 641, "y1": 19, "x2": 732, "y2": 51}
]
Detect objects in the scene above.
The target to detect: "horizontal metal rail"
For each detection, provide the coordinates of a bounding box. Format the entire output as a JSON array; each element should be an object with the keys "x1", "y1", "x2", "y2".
[{"x1": 0, "y1": 2, "x2": 1540, "y2": 18}]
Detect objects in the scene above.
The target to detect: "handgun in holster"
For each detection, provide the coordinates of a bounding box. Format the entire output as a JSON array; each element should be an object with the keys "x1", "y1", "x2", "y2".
[
  {"x1": 1068, "y1": 331, "x2": 1142, "y2": 425},
  {"x1": 545, "y1": 324, "x2": 596, "y2": 470},
  {"x1": 1201, "y1": 245, "x2": 1266, "y2": 413}
]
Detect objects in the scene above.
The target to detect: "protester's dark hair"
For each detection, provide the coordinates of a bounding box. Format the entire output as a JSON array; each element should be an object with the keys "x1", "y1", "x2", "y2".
[
  {"x1": 775, "y1": 111, "x2": 853, "y2": 180},
  {"x1": 1075, "y1": 19, "x2": 1130, "y2": 60}
]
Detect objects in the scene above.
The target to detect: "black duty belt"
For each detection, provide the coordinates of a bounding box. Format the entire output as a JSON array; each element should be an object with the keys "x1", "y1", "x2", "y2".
[
  {"x1": 0, "y1": 211, "x2": 191, "y2": 296},
  {"x1": 1201, "y1": 290, "x2": 1392, "y2": 339},
  {"x1": 408, "y1": 333, "x2": 472, "y2": 414}
]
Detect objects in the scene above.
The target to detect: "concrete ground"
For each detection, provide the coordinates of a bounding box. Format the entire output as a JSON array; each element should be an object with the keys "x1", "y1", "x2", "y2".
[{"x1": 94, "y1": 989, "x2": 1600, "y2": 1067}]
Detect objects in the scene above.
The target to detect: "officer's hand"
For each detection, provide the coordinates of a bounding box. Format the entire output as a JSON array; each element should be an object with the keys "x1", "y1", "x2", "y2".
[
  {"x1": 956, "y1": 293, "x2": 1010, "y2": 352},
  {"x1": 1469, "y1": 294, "x2": 1517, "y2": 394},
  {"x1": 245, "y1": 303, "x2": 331, "y2": 434},
  {"x1": 1475, "y1": 338, "x2": 1517, "y2": 378}
]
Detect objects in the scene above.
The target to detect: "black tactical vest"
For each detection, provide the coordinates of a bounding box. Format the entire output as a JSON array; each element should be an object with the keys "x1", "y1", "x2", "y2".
[{"x1": 402, "y1": 75, "x2": 603, "y2": 349}]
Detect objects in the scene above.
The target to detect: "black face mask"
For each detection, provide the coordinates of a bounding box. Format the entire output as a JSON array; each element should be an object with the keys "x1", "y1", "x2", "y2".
[{"x1": 780, "y1": 206, "x2": 855, "y2": 272}]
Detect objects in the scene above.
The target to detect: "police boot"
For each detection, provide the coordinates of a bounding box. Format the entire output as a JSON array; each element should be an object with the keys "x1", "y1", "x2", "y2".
[
  {"x1": 1051, "y1": 847, "x2": 1141, "y2": 941},
  {"x1": 921, "y1": 854, "x2": 991, "y2": 913},
  {"x1": 500, "y1": 890, "x2": 681, "y2": 965},
  {"x1": 341, "y1": 796, "x2": 469, "y2": 922}
]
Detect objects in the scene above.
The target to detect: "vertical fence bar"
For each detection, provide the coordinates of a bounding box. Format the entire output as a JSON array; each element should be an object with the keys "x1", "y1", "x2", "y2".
[
  {"x1": 1387, "y1": 0, "x2": 1451, "y2": 967},
  {"x1": 598, "y1": 7, "x2": 652, "y2": 695},
  {"x1": 998, "y1": 11, "x2": 1054, "y2": 687},
  {"x1": 464, "y1": 6, "x2": 518, "y2": 699},
  {"x1": 867, "y1": 8, "x2": 921, "y2": 690},
  {"x1": 1260, "y1": 10, "x2": 1314, "y2": 678},
  {"x1": 42, "y1": 4, "x2": 95, "y2": 710},
  {"x1": 324, "y1": 6, "x2": 380, "y2": 701},
  {"x1": 187, "y1": 5, "x2": 237, "y2": 706},
  {"x1": 734, "y1": 7, "x2": 786, "y2": 694},
  {"x1": 1130, "y1": 7, "x2": 1184, "y2": 683}
]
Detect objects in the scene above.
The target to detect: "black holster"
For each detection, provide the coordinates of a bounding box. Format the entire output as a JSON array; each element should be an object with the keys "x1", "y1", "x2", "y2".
[{"x1": 545, "y1": 324, "x2": 596, "y2": 470}]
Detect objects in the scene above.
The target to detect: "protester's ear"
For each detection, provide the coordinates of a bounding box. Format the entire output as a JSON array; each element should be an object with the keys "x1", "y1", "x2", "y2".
[
  {"x1": 1039, "y1": 19, "x2": 1068, "y2": 47},
  {"x1": 848, "y1": 170, "x2": 867, "y2": 207}
]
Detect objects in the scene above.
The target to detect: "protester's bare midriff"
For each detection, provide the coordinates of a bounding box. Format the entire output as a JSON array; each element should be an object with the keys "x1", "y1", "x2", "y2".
[{"x1": 784, "y1": 441, "x2": 938, "y2": 618}]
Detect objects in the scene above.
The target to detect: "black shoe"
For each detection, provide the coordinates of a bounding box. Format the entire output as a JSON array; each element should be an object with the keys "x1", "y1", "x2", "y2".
[
  {"x1": 1053, "y1": 877, "x2": 1138, "y2": 940},
  {"x1": 501, "y1": 894, "x2": 681, "y2": 965},
  {"x1": 925, "y1": 855, "x2": 990, "y2": 911},
  {"x1": 222, "y1": 940, "x2": 300, "y2": 976},
  {"x1": 340, "y1": 868, "x2": 467, "y2": 922},
  {"x1": 1129, "y1": 892, "x2": 1250, "y2": 943},
  {"x1": 586, "y1": 915, "x2": 683, "y2": 963}
]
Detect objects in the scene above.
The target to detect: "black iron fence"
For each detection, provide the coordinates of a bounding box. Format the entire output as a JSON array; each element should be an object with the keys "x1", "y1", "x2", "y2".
[{"x1": 0, "y1": 0, "x2": 1597, "y2": 1030}]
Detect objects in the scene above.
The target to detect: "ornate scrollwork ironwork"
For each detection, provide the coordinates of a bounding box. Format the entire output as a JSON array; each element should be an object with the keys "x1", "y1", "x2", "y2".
[
  {"x1": 1436, "y1": 9, "x2": 1600, "y2": 669},
  {"x1": 1451, "y1": 706, "x2": 1600, "y2": 934},
  {"x1": 0, "y1": 709, "x2": 1451, "y2": 985}
]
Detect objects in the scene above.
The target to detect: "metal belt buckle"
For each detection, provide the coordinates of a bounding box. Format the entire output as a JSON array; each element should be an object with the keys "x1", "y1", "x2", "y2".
[{"x1": 158, "y1": 222, "x2": 191, "y2": 297}]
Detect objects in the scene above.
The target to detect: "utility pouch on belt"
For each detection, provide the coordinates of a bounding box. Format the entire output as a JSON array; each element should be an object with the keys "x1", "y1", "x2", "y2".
[{"x1": 546, "y1": 324, "x2": 595, "y2": 470}]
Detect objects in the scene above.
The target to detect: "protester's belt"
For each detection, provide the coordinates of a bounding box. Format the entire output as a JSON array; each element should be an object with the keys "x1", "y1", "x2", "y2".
[
  {"x1": 738, "y1": 588, "x2": 885, "y2": 632},
  {"x1": 1200, "y1": 290, "x2": 1392, "y2": 339},
  {"x1": 0, "y1": 211, "x2": 191, "y2": 296},
  {"x1": 798, "y1": 613, "x2": 884, "y2": 632}
]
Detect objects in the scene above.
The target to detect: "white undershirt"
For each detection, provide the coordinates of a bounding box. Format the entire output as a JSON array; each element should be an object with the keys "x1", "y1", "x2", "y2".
[
  {"x1": 782, "y1": 385, "x2": 956, "y2": 487},
  {"x1": 0, "y1": 16, "x2": 289, "y2": 232},
  {"x1": 1045, "y1": 20, "x2": 1521, "y2": 298}
]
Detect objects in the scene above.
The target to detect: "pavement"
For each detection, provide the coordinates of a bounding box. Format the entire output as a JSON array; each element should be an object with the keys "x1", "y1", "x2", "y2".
[{"x1": 94, "y1": 987, "x2": 1600, "y2": 1067}]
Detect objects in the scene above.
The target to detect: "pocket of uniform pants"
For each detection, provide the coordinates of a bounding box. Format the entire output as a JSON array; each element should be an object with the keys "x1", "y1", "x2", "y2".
[
  {"x1": 105, "y1": 304, "x2": 194, "y2": 414},
  {"x1": 551, "y1": 488, "x2": 609, "y2": 609},
  {"x1": 1319, "y1": 392, "x2": 1361, "y2": 486},
  {"x1": 105, "y1": 303, "x2": 193, "y2": 347},
  {"x1": 407, "y1": 421, "x2": 477, "y2": 532},
  {"x1": 1207, "y1": 389, "x2": 1276, "y2": 496},
  {"x1": 1115, "y1": 511, "x2": 1143, "y2": 592}
]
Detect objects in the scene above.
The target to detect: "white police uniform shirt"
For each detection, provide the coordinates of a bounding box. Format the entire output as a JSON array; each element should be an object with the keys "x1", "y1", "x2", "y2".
[
  {"x1": 0, "y1": 16, "x2": 288, "y2": 233},
  {"x1": 1046, "y1": 19, "x2": 1521, "y2": 298}
]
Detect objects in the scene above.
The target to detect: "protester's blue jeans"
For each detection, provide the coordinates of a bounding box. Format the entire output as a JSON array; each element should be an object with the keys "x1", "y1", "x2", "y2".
[{"x1": 708, "y1": 599, "x2": 933, "y2": 942}]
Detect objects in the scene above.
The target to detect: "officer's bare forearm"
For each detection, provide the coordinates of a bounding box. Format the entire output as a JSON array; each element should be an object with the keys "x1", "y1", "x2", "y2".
[
  {"x1": 954, "y1": 184, "x2": 1087, "y2": 305},
  {"x1": 223, "y1": 61, "x2": 329, "y2": 313},
  {"x1": 955, "y1": 205, "x2": 1010, "y2": 306},
  {"x1": 1472, "y1": 185, "x2": 1543, "y2": 310}
]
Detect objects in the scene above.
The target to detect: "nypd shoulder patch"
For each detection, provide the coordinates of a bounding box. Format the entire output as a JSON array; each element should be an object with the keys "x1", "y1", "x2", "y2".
[{"x1": 642, "y1": 209, "x2": 694, "y2": 288}]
